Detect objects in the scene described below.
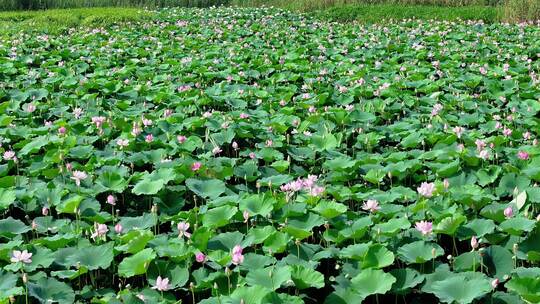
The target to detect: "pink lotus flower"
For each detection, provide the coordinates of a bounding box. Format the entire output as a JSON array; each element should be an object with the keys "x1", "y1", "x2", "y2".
[
  {"x1": 145, "y1": 134, "x2": 154, "y2": 143},
  {"x1": 431, "y1": 104, "x2": 443, "y2": 116},
  {"x1": 232, "y1": 141, "x2": 239, "y2": 150},
  {"x1": 491, "y1": 278, "x2": 499, "y2": 289},
  {"x1": 503, "y1": 127, "x2": 512, "y2": 137},
  {"x1": 475, "y1": 139, "x2": 486, "y2": 151},
  {"x1": 58, "y1": 126, "x2": 66, "y2": 135},
  {"x1": 25, "y1": 103, "x2": 36, "y2": 113},
  {"x1": 191, "y1": 162, "x2": 202, "y2": 171},
  {"x1": 518, "y1": 151, "x2": 529, "y2": 160},
  {"x1": 504, "y1": 206, "x2": 513, "y2": 218},
  {"x1": 478, "y1": 149, "x2": 490, "y2": 160},
  {"x1": 443, "y1": 179, "x2": 450, "y2": 190},
  {"x1": 91, "y1": 223, "x2": 108, "y2": 239},
  {"x1": 177, "y1": 222, "x2": 191, "y2": 239},
  {"x1": 232, "y1": 245, "x2": 242, "y2": 255},
  {"x1": 243, "y1": 210, "x2": 250, "y2": 223},
  {"x1": 131, "y1": 123, "x2": 142, "y2": 136},
  {"x1": 152, "y1": 276, "x2": 170, "y2": 291},
  {"x1": 114, "y1": 223, "x2": 123, "y2": 234},
  {"x1": 309, "y1": 185, "x2": 325, "y2": 197},
  {"x1": 239, "y1": 113, "x2": 250, "y2": 119},
  {"x1": 265, "y1": 140, "x2": 273, "y2": 147},
  {"x1": 42, "y1": 206, "x2": 49, "y2": 216},
  {"x1": 71, "y1": 170, "x2": 88, "y2": 186},
  {"x1": 116, "y1": 138, "x2": 129, "y2": 148},
  {"x1": 73, "y1": 108, "x2": 83, "y2": 119},
  {"x1": 212, "y1": 146, "x2": 222, "y2": 155},
  {"x1": 91, "y1": 116, "x2": 106, "y2": 128},
  {"x1": 249, "y1": 152, "x2": 256, "y2": 159},
  {"x1": 471, "y1": 236, "x2": 478, "y2": 250},
  {"x1": 3, "y1": 150, "x2": 15, "y2": 161},
  {"x1": 453, "y1": 126, "x2": 464, "y2": 139},
  {"x1": 11, "y1": 250, "x2": 32, "y2": 264},
  {"x1": 523, "y1": 131, "x2": 531, "y2": 140},
  {"x1": 362, "y1": 199, "x2": 380, "y2": 213},
  {"x1": 417, "y1": 182, "x2": 435, "y2": 198},
  {"x1": 163, "y1": 109, "x2": 174, "y2": 118},
  {"x1": 415, "y1": 221, "x2": 433, "y2": 236},
  {"x1": 231, "y1": 245, "x2": 244, "y2": 265},
  {"x1": 195, "y1": 252, "x2": 206, "y2": 263},
  {"x1": 177, "y1": 135, "x2": 186, "y2": 143},
  {"x1": 106, "y1": 195, "x2": 116, "y2": 206},
  {"x1": 142, "y1": 118, "x2": 153, "y2": 127}
]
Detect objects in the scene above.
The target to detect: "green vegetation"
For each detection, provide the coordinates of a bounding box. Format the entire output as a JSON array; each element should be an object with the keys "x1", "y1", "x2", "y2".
[
  {"x1": 232, "y1": 0, "x2": 502, "y2": 11},
  {"x1": 0, "y1": 7, "x2": 152, "y2": 33},
  {"x1": 502, "y1": 0, "x2": 540, "y2": 22},
  {"x1": 232, "y1": 0, "x2": 538, "y2": 22},
  {"x1": 1, "y1": 6, "x2": 540, "y2": 304},
  {"x1": 0, "y1": 0, "x2": 228, "y2": 10},
  {"x1": 312, "y1": 4, "x2": 499, "y2": 22}
]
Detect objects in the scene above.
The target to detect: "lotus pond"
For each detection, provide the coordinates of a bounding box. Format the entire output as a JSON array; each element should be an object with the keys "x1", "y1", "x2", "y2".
[{"x1": 1, "y1": 7, "x2": 540, "y2": 304}]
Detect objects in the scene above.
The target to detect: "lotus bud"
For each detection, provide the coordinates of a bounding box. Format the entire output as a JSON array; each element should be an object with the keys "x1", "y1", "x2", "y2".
[
  {"x1": 491, "y1": 278, "x2": 499, "y2": 288},
  {"x1": 443, "y1": 178, "x2": 449, "y2": 190},
  {"x1": 22, "y1": 273, "x2": 28, "y2": 284},
  {"x1": 447, "y1": 255, "x2": 453, "y2": 261},
  {"x1": 471, "y1": 236, "x2": 478, "y2": 250},
  {"x1": 114, "y1": 223, "x2": 123, "y2": 234},
  {"x1": 431, "y1": 248, "x2": 436, "y2": 258},
  {"x1": 151, "y1": 204, "x2": 158, "y2": 213},
  {"x1": 513, "y1": 243, "x2": 518, "y2": 254},
  {"x1": 189, "y1": 282, "x2": 194, "y2": 289}
]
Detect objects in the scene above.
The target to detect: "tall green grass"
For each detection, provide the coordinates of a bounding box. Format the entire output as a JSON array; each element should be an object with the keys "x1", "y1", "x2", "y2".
[
  {"x1": 503, "y1": 0, "x2": 540, "y2": 22},
  {"x1": 0, "y1": 7, "x2": 152, "y2": 33},
  {"x1": 0, "y1": 0, "x2": 228, "y2": 10},
  {"x1": 232, "y1": 0, "x2": 503, "y2": 11},
  {"x1": 312, "y1": 4, "x2": 499, "y2": 22}
]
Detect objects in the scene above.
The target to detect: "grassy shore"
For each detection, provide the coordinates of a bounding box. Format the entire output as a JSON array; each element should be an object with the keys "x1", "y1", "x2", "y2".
[{"x1": 0, "y1": 7, "x2": 152, "y2": 33}]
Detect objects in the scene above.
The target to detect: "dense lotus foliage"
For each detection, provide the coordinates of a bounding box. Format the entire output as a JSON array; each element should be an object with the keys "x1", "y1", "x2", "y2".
[{"x1": 1, "y1": 7, "x2": 540, "y2": 304}]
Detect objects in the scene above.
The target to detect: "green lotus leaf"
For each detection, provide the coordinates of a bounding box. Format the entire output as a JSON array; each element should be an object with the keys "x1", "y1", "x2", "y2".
[
  {"x1": 186, "y1": 178, "x2": 226, "y2": 199},
  {"x1": 398, "y1": 241, "x2": 444, "y2": 264},
  {"x1": 28, "y1": 277, "x2": 75, "y2": 304},
  {"x1": 118, "y1": 248, "x2": 156, "y2": 278},
  {"x1": 290, "y1": 265, "x2": 325, "y2": 289},
  {"x1": 0, "y1": 188, "x2": 15, "y2": 210},
  {"x1": 246, "y1": 266, "x2": 291, "y2": 290}
]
